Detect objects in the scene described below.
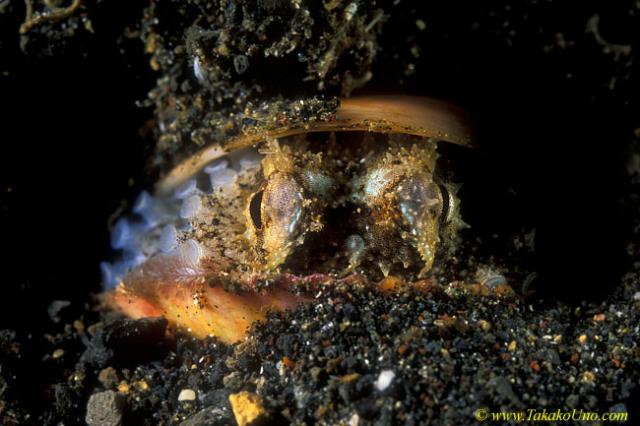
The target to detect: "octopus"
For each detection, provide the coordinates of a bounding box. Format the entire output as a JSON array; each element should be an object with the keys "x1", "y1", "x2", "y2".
[{"x1": 102, "y1": 96, "x2": 471, "y2": 343}]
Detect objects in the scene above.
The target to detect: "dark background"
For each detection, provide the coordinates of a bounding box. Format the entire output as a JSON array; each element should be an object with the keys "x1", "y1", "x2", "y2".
[
  {"x1": 0, "y1": 0, "x2": 153, "y2": 333},
  {"x1": 0, "y1": 0, "x2": 637, "y2": 351}
]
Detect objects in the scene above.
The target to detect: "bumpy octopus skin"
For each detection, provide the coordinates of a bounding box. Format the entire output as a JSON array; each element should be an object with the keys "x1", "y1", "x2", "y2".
[{"x1": 104, "y1": 96, "x2": 471, "y2": 343}]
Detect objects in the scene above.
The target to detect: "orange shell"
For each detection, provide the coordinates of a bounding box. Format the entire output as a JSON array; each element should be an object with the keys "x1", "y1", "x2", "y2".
[{"x1": 156, "y1": 96, "x2": 471, "y2": 196}]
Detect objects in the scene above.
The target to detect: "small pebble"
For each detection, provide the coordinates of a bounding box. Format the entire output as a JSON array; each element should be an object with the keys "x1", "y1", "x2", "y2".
[
  {"x1": 73, "y1": 319, "x2": 85, "y2": 333},
  {"x1": 117, "y1": 382, "x2": 130, "y2": 394},
  {"x1": 178, "y1": 389, "x2": 197, "y2": 401},
  {"x1": 47, "y1": 300, "x2": 71, "y2": 323},
  {"x1": 229, "y1": 391, "x2": 266, "y2": 426},
  {"x1": 582, "y1": 371, "x2": 596, "y2": 383},
  {"x1": 135, "y1": 380, "x2": 149, "y2": 391},
  {"x1": 350, "y1": 413, "x2": 360, "y2": 426},
  {"x1": 478, "y1": 319, "x2": 492, "y2": 332},
  {"x1": 180, "y1": 407, "x2": 230, "y2": 426},
  {"x1": 98, "y1": 367, "x2": 119, "y2": 389},
  {"x1": 85, "y1": 391, "x2": 124, "y2": 426},
  {"x1": 374, "y1": 370, "x2": 395, "y2": 391}
]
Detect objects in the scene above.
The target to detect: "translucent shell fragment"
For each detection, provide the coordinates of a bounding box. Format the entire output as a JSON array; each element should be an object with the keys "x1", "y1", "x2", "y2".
[{"x1": 104, "y1": 96, "x2": 471, "y2": 343}]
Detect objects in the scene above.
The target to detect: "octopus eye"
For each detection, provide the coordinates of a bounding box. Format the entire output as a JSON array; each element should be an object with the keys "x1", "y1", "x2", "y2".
[
  {"x1": 354, "y1": 145, "x2": 446, "y2": 276},
  {"x1": 397, "y1": 176, "x2": 444, "y2": 271},
  {"x1": 440, "y1": 182, "x2": 464, "y2": 230},
  {"x1": 398, "y1": 177, "x2": 443, "y2": 229},
  {"x1": 249, "y1": 190, "x2": 264, "y2": 230},
  {"x1": 248, "y1": 173, "x2": 306, "y2": 270}
]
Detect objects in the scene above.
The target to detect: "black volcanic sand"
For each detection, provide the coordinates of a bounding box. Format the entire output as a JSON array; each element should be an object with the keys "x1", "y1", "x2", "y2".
[
  {"x1": 1, "y1": 0, "x2": 639, "y2": 425},
  {"x1": 2, "y1": 259, "x2": 640, "y2": 424}
]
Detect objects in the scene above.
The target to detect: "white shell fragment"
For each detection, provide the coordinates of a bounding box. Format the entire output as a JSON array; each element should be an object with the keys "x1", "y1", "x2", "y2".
[
  {"x1": 178, "y1": 389, "x2": 196, "y2": 402},
  {"x1": 475, "y1": 267, "x2": 508, "y2": 289},
  {"x1": 374, "y1": 370, "x2": 395, "y2": 391},
  {"x1": 193, "y1": 56, "x2": 205, "y2": 83}
]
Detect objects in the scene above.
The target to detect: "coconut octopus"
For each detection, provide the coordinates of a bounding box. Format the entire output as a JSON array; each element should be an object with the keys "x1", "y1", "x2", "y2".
[{"x1": 102, "y1": 96, "x2": 471, "y2": 343}]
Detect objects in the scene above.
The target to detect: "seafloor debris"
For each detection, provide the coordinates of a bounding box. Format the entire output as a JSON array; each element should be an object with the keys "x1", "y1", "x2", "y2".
[
  {"x1": 59, "y1": 270, "x2": 637, "y2": 424},
  {"x1": 19, "y1": 0, "x2": 84, "y2": 34},
  {"x1": 85, "y1": 391, "x2": 124, "y2": 426},
  {"x1": 229, "y1": 391, "x2": 267, "y2": 426}
]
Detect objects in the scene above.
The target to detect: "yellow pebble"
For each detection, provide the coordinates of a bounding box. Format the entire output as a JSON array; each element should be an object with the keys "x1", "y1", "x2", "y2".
[
  {"x1": 229, "y1": 391, "x2": 267, "y2": 426},
  {"x1": 117, "y1": 381, "x2": 130, "y2": 394},
  {"x1": 478, "y1": 320, "x2": 491, "y2": 332},
  {"x1": 135, "y1": 380, "x2": 149, "y2": 391},
  {"x1": 582, "y1": 371, "x2": 596, "y2": 383}
]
